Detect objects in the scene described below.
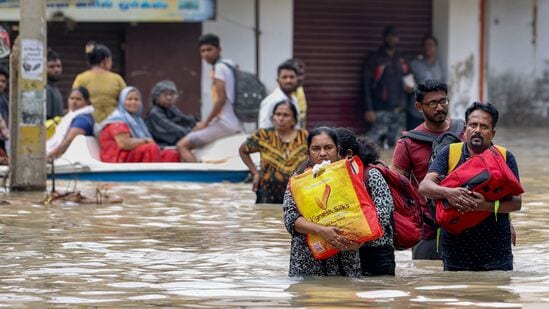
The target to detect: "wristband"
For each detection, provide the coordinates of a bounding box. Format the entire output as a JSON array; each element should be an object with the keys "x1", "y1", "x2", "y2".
[{"x1": 494, "y1": 200, "x2": 500, "y2": 221}]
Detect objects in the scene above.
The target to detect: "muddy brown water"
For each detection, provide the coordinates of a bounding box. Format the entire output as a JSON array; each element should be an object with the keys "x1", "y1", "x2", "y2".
[{"x1": 0, "y1": 128, "x2": 547, "y2": 307}]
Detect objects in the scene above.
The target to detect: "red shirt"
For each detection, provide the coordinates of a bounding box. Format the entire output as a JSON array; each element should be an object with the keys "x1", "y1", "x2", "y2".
[{"x1": 392, "y1": 120, "x2": 465, "y2": 239}]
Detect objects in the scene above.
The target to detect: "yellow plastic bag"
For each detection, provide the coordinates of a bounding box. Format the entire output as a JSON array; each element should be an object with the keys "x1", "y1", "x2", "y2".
[
  {"x1": 46, "y1": 116, "x2": 62, "y2": 139},
  {"x1": 289, "y1": 156, "x2": 383, "y2": 259}
]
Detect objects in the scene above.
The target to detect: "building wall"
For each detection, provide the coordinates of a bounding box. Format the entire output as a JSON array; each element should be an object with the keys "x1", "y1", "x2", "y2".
[
  {"x1": 434, "y1": 0, "x2": 549, "y2": 126},
  {"x1": 432, "y1": 0, "x2": 449, "y2": 78},
  {"x1": 197, "y1": 0, "x2": 549, "y2": 128},
  {"x1": 259, "y1": 0, "x2": 293, "y2": 89},
  {"x1": 486, "y1": 0, "x2": 549, "y2": 125},
  {"x1": 446, "y1": 0, "x2": 481, "y2": 120},
  {"x1": 45, "y1": 22, "x2": 126, "y2": 110},
  {"x1": 201, "y1": 0, "x2": 293, "y2": 120},
  {"x1": 293, "y1": 0, "x2": 432, "y2": 132},
  {"x1": 125, "y1": 23, "x2": 202, "y2": 117}
]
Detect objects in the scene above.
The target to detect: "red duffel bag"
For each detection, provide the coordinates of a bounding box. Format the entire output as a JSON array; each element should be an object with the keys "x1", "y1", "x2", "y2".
[{"x1": 435, "y1": 144, "x2": 524, "y2": 235}]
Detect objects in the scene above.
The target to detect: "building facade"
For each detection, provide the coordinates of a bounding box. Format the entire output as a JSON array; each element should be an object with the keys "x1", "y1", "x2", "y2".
[{"x1": 2, "y1": 0, "x2": 547, "y2": 129}]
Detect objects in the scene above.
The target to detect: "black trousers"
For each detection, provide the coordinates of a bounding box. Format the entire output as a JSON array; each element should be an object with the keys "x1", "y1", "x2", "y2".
[{"x1": 359, "y1": 245, "x2": 395, "y2": 276}]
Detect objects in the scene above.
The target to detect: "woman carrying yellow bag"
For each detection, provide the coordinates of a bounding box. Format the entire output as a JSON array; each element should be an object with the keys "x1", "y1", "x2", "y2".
[
  {"x1": 337, "y1": 128, "x2": 396, "y2": 276},
  {"x1": 283, "y1": 127, "x2": 383, "y2": 277}
]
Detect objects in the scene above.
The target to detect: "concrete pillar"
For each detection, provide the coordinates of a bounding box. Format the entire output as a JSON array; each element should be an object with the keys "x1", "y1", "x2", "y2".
[{"x1": 9, "y1": 0, "x2": 47, "y2": 191}]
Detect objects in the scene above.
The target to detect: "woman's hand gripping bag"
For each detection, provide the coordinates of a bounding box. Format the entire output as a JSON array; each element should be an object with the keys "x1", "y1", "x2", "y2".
[
  {"x1": 289, "y1": 156, "x2": 384, "y2": 259},
  {"x1": 435, "y1": 146, "x2": 524, "y2": 235}
]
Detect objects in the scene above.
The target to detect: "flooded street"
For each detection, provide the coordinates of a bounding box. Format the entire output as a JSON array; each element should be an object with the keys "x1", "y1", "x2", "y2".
[{"x1": 0, "y1": 127, "x2": 548, "y2": 307}]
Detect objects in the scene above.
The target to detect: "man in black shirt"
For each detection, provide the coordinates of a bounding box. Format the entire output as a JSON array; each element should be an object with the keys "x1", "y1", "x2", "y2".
[
  {"x1": 363, "y1": 25, "x2": 413, "y2": 148},
  {"x1": 419, "y1": 102, "x2": 522, "y2": 271},
  {"x1": 46, "y1": 49, "x2": 64, "y2": 119}
]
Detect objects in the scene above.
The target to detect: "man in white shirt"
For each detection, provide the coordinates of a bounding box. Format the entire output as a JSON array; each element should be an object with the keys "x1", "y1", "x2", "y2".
[
  {"x1": 258, "y1": 62, "x2": 300, "y2": 129},
  {"x1": 176, "y1": 33, "x2": 242, "y2": 162}
]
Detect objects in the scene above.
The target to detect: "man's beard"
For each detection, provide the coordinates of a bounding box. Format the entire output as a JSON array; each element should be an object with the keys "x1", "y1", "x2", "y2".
[
  {"x1": 425, "y1": 111, "x2": 447, "y2": 124},
  {"x1": 281, "y1": 84, "x2": 297, "y2": 95},
  {"x1": 48, "y1": 75, "x2": 60, "y2": 82},
  {"x1": 469, "y1": 134, "x2": 485, "y2": 153}
]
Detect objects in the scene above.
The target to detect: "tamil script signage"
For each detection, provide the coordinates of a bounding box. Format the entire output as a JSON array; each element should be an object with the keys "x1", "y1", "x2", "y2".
[{"x1": 0, "y1": 0, "x2": 215, "y2": 22}]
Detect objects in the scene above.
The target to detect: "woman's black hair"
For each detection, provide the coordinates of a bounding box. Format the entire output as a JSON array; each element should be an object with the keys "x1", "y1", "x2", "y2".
[
  {"x1": 335, "y1": 127, "x2": 359, "y2": 158},
  {"x1": 272, "y1": 100, "x2": 298, "y2": 124},
  {"x1": 85, "y1": 41, "x2": 112, "y2": 66},
  {"x1": 294, "y1": 126, "x2": 338, "y2": 175},
  {"x1": 73, "y1": 86, "x2": 90, "y2": 103},
  {"x1": 307, "y1": 126, "x2": 338, "y2": 149},
  {"x1": 357, "y1": 136, "x2": 380, "y2": 165}
]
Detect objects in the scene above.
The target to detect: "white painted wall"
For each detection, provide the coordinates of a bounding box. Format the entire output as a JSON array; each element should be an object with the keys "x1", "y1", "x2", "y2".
[
  {"x1": 432, "y1": 0, "x2": 449, "y2": 75},
  {"x1": 433, "y1": 0, "x2": 549, "y2": 125},
  {"x1": 487, "y1": 0, "x2": 536, "y2": 76},
  {"x1": 432, "y1": 0, "x2": 481, "y2": 120},
  {"x1": 201, "y1": 0, "x2": 293, "y2": 120},
  {"x1": 259, "y1": 0, "x2": 293, "y2": 92},
  {"x1": 485, "y1": 0, "x2": 549, "y2": 123},
  {"x1": 536, "y1": 1, "x2": 549, "y2": 74}
]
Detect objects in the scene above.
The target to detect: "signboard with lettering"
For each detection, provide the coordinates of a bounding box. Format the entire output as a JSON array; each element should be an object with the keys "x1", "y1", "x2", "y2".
[{"x1": 0, "y1": 0, "x2": 216, "y2": 22}]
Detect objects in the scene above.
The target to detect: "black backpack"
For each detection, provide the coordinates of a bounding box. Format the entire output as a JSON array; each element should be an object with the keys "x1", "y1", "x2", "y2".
[
  {"x1": 402, "y1": 119, "x2": 465, "y2": 166},
  {"x1": 219, "y1": 61, "x2": 266, "y2": 123}
]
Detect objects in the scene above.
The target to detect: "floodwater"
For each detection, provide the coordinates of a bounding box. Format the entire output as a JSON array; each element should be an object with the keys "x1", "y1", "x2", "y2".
[{"x1": 0, "y1": 128, "x2": 548, "y2": 308}]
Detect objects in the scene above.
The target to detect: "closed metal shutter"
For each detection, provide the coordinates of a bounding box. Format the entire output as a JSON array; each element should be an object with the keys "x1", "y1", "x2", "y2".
[
  {"x1": 47, "y1": 22, "x2": 126, "y2": 108},
  {"x1": 294, "y1": 0, "x2": 432, "y2": 132}
]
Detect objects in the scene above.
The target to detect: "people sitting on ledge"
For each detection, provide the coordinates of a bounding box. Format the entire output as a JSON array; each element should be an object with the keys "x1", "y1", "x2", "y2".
[
  {"x1": 47, "y1": 86, "x2": 95, "y2": 161},
  {"x1": 145, "y1": 80, "x2": 196, "y2": 148},
  {"x1": 97, "y1": 86, "x2": 180, "y2": 163}
]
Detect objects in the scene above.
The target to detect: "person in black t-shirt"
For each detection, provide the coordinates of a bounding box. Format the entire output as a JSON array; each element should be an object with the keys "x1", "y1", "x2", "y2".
[{"x1": 419, "y1": 102, "x2": 522, "y2": 271}]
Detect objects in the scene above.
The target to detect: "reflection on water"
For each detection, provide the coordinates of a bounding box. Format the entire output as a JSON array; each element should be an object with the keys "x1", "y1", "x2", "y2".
[{"x1": 0, "y1": 128, "x2": 548, "y2": 307}]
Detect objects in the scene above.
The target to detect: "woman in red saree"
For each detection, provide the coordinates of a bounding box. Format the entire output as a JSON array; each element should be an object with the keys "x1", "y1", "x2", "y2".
[{"x1": 98, "y1": 86, "x2": 180, "y2": 163}]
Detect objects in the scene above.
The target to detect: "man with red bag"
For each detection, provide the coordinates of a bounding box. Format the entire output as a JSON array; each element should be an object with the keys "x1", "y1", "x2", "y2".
[{"x1": 419, "y1": 102, "x2": 522, "y2": 271}]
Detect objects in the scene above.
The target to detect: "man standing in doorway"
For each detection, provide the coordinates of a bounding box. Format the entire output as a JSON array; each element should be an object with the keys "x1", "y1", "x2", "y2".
[
  {"x1": 46, "y1": 49, "x2": 64, "y2": 120},
  {"x1": 407, "y1": 35, "x2": 446, "y2": 130},
  {"x1": 258, "y1": 61, "x2": 300, "y2": 129},
  {"x1": 391, "y1": 80, "x2": 464, "y2": 260},
  {"x1": 176, "y1": 33, "x2": 242, "y2": 162},
  {"x1": 363, "y1": 25, "x2": 413, "y2": 148}
]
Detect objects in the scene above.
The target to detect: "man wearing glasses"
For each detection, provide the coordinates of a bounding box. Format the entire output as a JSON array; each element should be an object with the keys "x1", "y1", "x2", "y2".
[{"x1": 390, "y1": 79, "x2": 465, "y2": 260}]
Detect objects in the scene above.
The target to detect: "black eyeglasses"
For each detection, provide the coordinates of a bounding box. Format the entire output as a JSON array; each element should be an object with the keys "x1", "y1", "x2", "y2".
[{"x1": 421, "y1": 98, "x2": 449, "y2": 109}]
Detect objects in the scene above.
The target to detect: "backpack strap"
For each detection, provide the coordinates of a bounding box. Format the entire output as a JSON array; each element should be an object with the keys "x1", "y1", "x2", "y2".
[
  {"x1": 448, "y1": 143, "x2": 507, "y2": 173},
  {"x1": 494, "y1": 145, "x2": 507, "y2": 160},
  {"x1": 448, "y1": 142, "x2": 464, "y2": 173},
  {"x1": 401, "y1": 130, "x2": 437, "y2": 143},
  {"x1": 216, "y1": 59, "x2": 234, "y2": 69},
  {"x1": 402, "y1": 119, "x2": 465, "y2": 143},
  {"x1": 216, "y1": 60, "x2": 237, "y2": 77},
  {"x1": 448, "y1": 119, "x2": 465, "y2": 136}
]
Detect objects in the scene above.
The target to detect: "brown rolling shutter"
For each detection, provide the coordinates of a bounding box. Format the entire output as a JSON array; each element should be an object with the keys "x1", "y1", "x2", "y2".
[
  {"x1": 47, "y1": 22, "x2": 126, "y2": 108},
  {"x1": 294, "y1": 0, "x2": 432, "y2": 133}
]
